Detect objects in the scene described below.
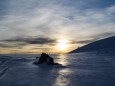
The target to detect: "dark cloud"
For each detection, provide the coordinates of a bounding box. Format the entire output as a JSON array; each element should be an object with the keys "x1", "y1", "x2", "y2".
[
  {"x1": 0, "y1": 37, "x2": 57, "y2": 50},
  {"x1": 91, "y1": 32, "x2": 115, "y2": 40},
  {"x1": 70, "y1": 32, "x2": 115, "y2": 44},
  {"x1": 70, "y1": 39, "x2": 96, "y2": 44},
  {"x1": 0, "y1": 43, "x2": 12, "y2": 48},
  {"x1": 31, "y1": 47, "x2": 52, "y2": 50},
  {"x1": 0, "y1": 42, "x2": 26, "y2": 49},
  {"x1": 77, "y1": 40, "x2": 96, "y2": 44},
  {"x1": 1, "y1": 37, "x2": 57, "y2": 45}
]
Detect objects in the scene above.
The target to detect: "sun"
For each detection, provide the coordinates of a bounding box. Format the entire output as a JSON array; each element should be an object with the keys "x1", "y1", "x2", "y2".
[{"x1": 57, "y1": 39, "x2": 69, "y2": 51}]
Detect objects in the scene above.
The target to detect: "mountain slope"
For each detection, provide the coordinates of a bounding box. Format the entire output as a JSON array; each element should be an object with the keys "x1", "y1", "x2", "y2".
[{"x1": 69, "y1": 36, "x2": 115, "y2": 53}]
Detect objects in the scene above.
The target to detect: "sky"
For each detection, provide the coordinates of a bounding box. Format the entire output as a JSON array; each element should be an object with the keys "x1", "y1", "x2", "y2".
[{"x1": 0, "y1": 0, "x2": 115, "y2": 54}]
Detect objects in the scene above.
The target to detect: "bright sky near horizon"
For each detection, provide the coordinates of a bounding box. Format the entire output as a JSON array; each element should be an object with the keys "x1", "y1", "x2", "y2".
[{"x1": 0, "y1": 0, "x2": 115, "y2": 54}]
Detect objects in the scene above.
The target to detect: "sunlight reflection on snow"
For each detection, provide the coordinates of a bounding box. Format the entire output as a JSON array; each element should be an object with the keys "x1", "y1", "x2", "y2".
[
  {"x1": 53, "y1": 54, "x2": 73, "y2": 86},
  {"x1": 56, "y1": 54, "x2": 69, "y2": 66},
  {"x1": 54, "y1": 68, "x2": 73, "y2": 86}
]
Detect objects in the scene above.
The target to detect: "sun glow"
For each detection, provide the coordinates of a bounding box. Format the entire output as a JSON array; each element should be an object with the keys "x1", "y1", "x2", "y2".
[{"x1": 57, "y1": 39, "x2": 69, "y2": 51}]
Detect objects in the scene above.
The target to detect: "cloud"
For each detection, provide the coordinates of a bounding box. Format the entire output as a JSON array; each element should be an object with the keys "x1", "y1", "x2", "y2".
[
  {"x1": 0, "y1": 0, "x2": 115, "y2": 53},
  {"x1": 0, "y1": 42, "x2": 26, "y2": 48},
  {"x1": 70, "y1": 32, "x2": 115, "y2": 44},
  {"x1": 90, "y1": 32, "x2": 115, "y2": 40},
  {"x1": 0, "y1": 37, "x2": 57, "y2": 51},
  {"x1": 0, "y1": 0, "x2": 115, "y2": 40},
  {"x1": 77, "y1": 40, "x2": 96, "y2": 44},
  {"x1": 1, "y1": 37, "x2": 57, "y2": 45},
  {"x1": 31, "y1": 47, "x2": 52, "y2": 50}
]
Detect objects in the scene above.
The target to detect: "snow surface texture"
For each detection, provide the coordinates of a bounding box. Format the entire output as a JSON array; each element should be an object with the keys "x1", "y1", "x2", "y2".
[{"x1": 0, "y1": 53, "x2": 115, "y2": 86}]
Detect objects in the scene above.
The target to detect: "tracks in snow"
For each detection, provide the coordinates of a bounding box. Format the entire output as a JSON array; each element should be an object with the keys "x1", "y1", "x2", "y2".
[{"x1": 0, "y1": 67, "x2": 9, "y2": 78}]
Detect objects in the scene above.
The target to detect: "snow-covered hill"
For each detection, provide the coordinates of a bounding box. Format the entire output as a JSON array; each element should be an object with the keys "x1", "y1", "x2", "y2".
[
  {"x1": 0, "y1": 53, "x2": 115, "y2": 86},
  {"x1": 69, "y1": 36, "x2": 115, "y2": 54}
]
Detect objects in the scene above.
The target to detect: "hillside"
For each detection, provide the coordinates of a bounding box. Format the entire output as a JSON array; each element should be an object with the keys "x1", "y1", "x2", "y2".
[{"x1": 69, "y1": 36, "x2": 115, "y2": 53}]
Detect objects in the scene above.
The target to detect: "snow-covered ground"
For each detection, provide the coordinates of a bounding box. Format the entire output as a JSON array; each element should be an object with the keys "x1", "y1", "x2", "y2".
[{"x1": 0, "y1": 53, "x2": 115, "y2": 86}]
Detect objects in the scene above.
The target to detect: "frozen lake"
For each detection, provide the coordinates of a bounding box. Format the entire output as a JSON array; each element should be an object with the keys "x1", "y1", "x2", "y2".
[{"x1": 0, "y1": 53, "x2": 115, "y2": 86}]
